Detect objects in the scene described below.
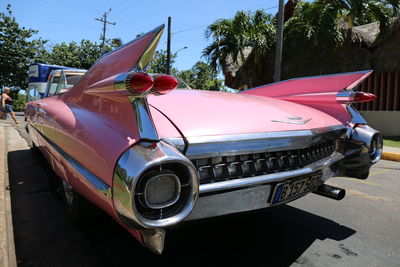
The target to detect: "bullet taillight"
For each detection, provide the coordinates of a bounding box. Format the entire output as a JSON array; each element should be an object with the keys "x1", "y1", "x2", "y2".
[
  {"x1": 153, "y1": 74, "x2": 178, "y2": 95},
  {"x1": 353, "y1": 92, "x2": 377, "y2": 103},
  {"x1": 337, "y1": 91, "x2": 377, "y2": 103},
  {"x1": 129, "y1": 72, "x2": 154, "y2": 93}
]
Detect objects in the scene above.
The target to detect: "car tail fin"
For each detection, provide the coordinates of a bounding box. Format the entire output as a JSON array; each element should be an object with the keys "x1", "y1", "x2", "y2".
[
  {"x1": 71, "y1": 25, "x2": 165, "y2": 92},
  {"x1": 241, "y1": 70, "x2": 374, "y2": 124},
  {"x1": 241, "y1": 70, "x2": 373, "y2": 101}
]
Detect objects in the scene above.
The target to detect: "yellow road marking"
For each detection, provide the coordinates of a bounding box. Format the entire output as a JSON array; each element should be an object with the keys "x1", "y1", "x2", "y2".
[
  {"x1": 345, "y1": 189, "x2": 390, "y2": 201},
  {"x1": 327, "y1": 182, "x2": 390, "y2": 201},
  {"x1": 368, "y1": 169, "x2": 389, "y2": 177},
  {"x1": 349, "y1": 179, "x2": 380, "y2": 186}
]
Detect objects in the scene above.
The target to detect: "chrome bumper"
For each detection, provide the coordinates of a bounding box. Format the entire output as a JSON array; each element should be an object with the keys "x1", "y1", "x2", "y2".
[
  {"x1": 186, "y1": 152, "x2": 343, "y2": 221},
  {"x1": 186, "y1": 124, "x2": 382, "y2": 221}
]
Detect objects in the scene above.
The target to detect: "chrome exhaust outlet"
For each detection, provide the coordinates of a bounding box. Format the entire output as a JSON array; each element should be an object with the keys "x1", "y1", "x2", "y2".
[{"x1": 313, "y1": 184, "x2": 346, "y2": 200}]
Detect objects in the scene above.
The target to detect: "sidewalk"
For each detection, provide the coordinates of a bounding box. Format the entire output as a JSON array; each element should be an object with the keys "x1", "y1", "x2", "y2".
[{"x1": 0, "y1": 121, "x2": 17, "y2": 267}]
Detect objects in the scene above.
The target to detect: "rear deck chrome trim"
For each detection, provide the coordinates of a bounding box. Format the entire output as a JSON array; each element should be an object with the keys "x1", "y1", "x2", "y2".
[{"x1": 178, "y1": 125, "x2": 345, "y2": 159}]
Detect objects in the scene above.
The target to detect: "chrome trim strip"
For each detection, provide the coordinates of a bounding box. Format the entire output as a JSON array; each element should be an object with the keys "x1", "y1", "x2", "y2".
[
  {"x1": 181, "y1": 125, "x2": 345, "y2": 158},
  {"x1": 186, "y1": 125, "x2": 344, "y2": 144},
  {"x1": 186, "y1": 184, "x2": 272, "y2": 221},
  {"x1": 29, "y1": 124, "x2": 112, "y2": 198},
  {"x1": 347, "y1": 105, "x2": 367, "y2": 124},
  {"x1": 199, "y1": 152, "x2": 344, "y2": 194},
  {"x1": 130, "y1": 97, "x2": 159, "y2": 141},
  {"x1": 271, "y1": 118, "x2": 312, "y2": 125}
]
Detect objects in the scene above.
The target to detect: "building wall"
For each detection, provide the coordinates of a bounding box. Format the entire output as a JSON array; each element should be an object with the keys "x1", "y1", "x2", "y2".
[{"x1": 360, "y1": 111, "x2": 400, "y2": 136}]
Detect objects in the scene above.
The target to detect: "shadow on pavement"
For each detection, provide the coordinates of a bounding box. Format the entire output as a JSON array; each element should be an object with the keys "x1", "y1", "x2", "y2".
[
  {"x1": 80, "y1": 203, "x2": 356, "y2": 267},
  {"x1": 8, "y1": 148, "x2": 356, "y2": 267},
  {"x1": 8, "y1": 149, "x2": 99, "y2": 267}
]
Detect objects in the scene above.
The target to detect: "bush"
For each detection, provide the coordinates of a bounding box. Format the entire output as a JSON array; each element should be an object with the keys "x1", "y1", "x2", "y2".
[{"x1": 12, "y1": 93, "x2": 27, "y2": 112}]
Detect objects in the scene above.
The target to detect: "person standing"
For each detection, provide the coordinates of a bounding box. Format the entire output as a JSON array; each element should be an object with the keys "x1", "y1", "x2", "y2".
[{"x1": 0, "y1": 87, "x2": 19, "y2": 124}]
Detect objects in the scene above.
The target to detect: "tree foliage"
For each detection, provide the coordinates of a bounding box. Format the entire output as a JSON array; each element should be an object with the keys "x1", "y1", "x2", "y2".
[
  {"x1": 285, "y1": 1, "x2": 344, "y2": 48},
  {"x1": 203, "y1": 9, "x2": 275, "y2": 72},
  {"x1": 204, "y1": 0, "x2": 400, "y2": 77},
  {"x1": 178, "y1": 61, "x2": 224, "y2": 91},
  {"x1": 147, "y1": 49, "x2": 178, "y2": 74},
  {"x1": 285, "y1": 0, "x2": 399, "y2": 48},
  {"x1": 0, "y1": 4, "x2": 47, "y2": 90},
  {"x1": 45, "y1": 38, "x2": 121, "y2": 69},
  {"x1": 148, "y1": 50, "x2": 224, "y2": 91}
]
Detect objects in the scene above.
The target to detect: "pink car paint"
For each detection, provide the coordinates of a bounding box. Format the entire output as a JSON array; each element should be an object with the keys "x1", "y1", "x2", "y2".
[
  {"x1": 148, "y1": 89, "x2": 342, "y2": 137},
  {"x1": 241, "y1": 71, "x2": 373, "y2": 123}
]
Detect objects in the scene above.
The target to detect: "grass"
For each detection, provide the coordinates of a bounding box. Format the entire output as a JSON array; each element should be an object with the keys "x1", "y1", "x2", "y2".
[{"x1": 383, "y1": 136, "x2": 400, "y2": 148}]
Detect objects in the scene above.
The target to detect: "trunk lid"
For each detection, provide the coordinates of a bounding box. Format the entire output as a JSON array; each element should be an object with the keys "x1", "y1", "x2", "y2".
[{"x1": 148, "y1": 90, "x2": 342, "y2": 138}]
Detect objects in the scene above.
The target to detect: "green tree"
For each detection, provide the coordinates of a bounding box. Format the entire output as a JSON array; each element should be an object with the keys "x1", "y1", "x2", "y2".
[
  {"x1": 0, "y1": 4, "x2": 47, "y2": 90},
  {"x1": 46, "y1": 41, "x2": 80, "y2": 67},
  {"x1": 147, "y1": 49, "x2": 178, "y2": 74},
  {"x1": 11, "y1": 92, "x2": 27, "y2": 112},
  {"x1": 203, "y1": 9, "x2": 275, "y2": 72},
  {"x1": 177, "y1": 61, "x2": 224, "y2": 91},
  {"x1": 329, "y1": 0, "x2": 399, "y2": 38},
  {"x1": 46, "y1": 38, "x2": 121, "y2": 69},
  {"x1": 284, "y1": 1, "x2": 344, "y2": 48},
  {"x1": 285, "y1": 0, "x2": 400, "y2": 48}
]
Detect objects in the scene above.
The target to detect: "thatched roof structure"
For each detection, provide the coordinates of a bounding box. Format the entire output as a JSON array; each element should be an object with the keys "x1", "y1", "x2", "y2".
[
  {"x1": 371, "y1": 19, "x2": 400, "y2": 72},
  {"x1": 350, "y1": 21, "x2": 380, "y2": 48},
  {"x1": 223, "y1": 17, "x2": 400, "y2": 90}
]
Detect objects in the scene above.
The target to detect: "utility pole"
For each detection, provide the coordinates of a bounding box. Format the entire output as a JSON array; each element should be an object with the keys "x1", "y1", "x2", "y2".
[
  {"x1": 95, "y1": 9, "x2": 116, "y2": 55},
  {"x1": 273, "y1": 0, "x2": 284, "y2": 82},
  {"x1": 166, "y1": 16, "x2": 172, "y2": 75}
]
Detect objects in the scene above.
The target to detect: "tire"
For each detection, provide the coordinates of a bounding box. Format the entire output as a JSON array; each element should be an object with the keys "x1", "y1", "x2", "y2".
[
  {"x1": 30, "y1": 142, "x2": 40, "y2": 155},
  {"x1": 60, "y1": 180, "x2": 96, "y2": 224}
]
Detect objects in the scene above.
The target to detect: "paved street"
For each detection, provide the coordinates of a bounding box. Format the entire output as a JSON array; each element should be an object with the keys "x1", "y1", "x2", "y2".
[{"x1": 4, "y1": 122, "x2": 400, "y2": 266}]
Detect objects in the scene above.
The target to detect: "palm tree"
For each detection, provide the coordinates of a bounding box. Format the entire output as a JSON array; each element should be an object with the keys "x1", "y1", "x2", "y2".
[
  {"x1": 285, "y1": 0, "x2": 400, "y2": 48},
  {"x1": 285, "y1": 1, "x2": 344, "y2": 48},
  {"x1": 203, "y1": 9, "x2": 275, "y2": 72},
  {"x1": 327, "y1": 0, "x2": 399, "y2": 40}
]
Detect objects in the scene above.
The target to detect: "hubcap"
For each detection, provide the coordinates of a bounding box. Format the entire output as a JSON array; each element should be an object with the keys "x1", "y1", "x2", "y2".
[{"x1": 63, "y1": 181, "x2": 74, "y2": 207}]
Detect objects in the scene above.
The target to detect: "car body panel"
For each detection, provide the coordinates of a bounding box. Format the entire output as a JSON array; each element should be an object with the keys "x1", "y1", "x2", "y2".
[
  {"x1": 25, "y1": 24, "x2": 382, "y2": 255},
  {"x1": 241, "y1": 70, "x2": 373, "y2": 123},
  {"x1": 148, "y1": 90, "x2": 342, "y2": 138}
]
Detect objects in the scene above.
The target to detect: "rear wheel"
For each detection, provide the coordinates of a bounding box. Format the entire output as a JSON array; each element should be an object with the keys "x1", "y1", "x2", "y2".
[{"x1": 60, "y1": 180, "x2": 95, "y2": 224}]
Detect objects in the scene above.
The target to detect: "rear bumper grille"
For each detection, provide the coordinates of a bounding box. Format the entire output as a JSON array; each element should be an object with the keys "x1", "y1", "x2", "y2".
[{"x1": 191, "y1": 140, "x2": 336, "y2": 185}]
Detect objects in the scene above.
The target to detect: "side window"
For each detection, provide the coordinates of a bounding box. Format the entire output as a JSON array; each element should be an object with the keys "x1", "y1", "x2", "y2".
[
  {"x1": 46, "y1": 73, "x2": 61, "y2": 97},
  {"x1": 65, "y1": 73, "x2": 83, "y2": 87},
  {"x1": 55, "y1": 71, "x2": 66, "y2": 95}
]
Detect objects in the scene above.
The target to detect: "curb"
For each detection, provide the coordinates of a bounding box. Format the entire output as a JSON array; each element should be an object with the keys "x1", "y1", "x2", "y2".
[
  {"x1": 0, "y1": 125, "x2": 17, "y2": 267},
  {"x1": 382, "y1": 152, "x2": 400, "y2": 162}
]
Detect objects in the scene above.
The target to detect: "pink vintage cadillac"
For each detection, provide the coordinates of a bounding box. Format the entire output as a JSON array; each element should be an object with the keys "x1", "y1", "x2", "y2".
[{"x1": 25, "y1": 25, "x2": 382, "y2": 254}]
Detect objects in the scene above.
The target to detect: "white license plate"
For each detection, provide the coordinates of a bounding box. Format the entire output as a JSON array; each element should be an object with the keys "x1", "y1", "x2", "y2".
[{"x1": 271, "y1": 173, "x2": 322, "y2": 205}]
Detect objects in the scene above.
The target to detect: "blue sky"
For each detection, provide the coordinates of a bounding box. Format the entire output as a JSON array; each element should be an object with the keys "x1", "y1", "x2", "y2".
[{"x1": 1, "y1": 0, "x2": 279, "y2": 71}]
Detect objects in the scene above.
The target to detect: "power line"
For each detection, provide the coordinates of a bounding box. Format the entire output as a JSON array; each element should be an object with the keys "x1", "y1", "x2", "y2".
[
  {"x1": 172, "y1": 24, "x2": 209, "y2": 35},
  {"x1": 265, "y1": 5, "x2": 279, "y2": 10}
]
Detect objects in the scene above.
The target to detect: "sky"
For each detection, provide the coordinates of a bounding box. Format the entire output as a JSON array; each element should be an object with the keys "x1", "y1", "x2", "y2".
[{"x1": 0, "y1": 0, "x2": 279, "y2": 71}]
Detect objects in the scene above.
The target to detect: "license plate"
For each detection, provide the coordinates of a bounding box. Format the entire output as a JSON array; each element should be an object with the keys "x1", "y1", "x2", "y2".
[{"x1": 272, "y1": 173, "x2": 322, "y2": 205}]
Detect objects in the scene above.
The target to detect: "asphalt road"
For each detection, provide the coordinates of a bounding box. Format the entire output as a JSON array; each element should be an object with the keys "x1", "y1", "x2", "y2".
[{"x1": 7, "y1": 123, "x2": 400, "y2": 267}]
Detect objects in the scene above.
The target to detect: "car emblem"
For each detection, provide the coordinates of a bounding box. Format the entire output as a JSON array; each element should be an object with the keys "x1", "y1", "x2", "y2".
[{"x1": 271, "y1": 117, "x2": 312, "y2": 125}]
